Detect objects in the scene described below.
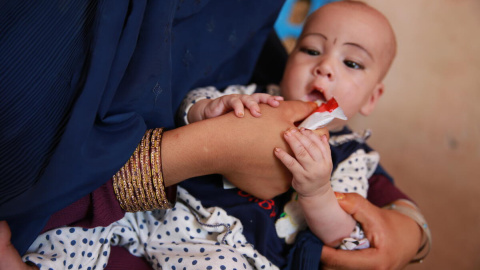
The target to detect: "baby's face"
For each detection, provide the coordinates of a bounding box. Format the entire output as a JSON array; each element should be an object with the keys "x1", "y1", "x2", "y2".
[{"x1": 280, "y1": 3, "x2": 394, "y2": 130}]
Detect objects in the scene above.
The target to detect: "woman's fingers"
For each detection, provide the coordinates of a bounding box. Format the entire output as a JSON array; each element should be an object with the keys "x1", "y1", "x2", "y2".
[
  {"x1": 321, "y1": 193, "x2": 418, "y2": 270},
  {"x1": 276, "y1": 100, "x2": 317, "y2": 123}
]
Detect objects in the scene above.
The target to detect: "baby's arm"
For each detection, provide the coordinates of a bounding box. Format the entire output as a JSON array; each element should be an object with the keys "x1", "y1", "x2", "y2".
[
  {"x1": 178, "y1": 85, "x2": 283, "y2": 125},
  {"x1": 274, "y1": 128, "x2": 356, "y2": 247}
]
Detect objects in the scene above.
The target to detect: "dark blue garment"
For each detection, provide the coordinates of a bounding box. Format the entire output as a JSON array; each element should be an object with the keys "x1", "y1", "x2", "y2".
[
  {"x1": 181, "y1": 174, "x2": 293, "y2": 267},
  {"x1": 0, "y1": 0, "x2": 285, "y2": 255},
  {"x1": 283, "y1": 228, "x2": 324, "y2": 270}
]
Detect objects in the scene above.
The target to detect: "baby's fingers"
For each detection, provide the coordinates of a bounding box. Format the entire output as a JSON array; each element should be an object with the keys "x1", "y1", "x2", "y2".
[
  {"x1": 284, "y1": 128, "x2": 312, "y2": 162},
  {"x1": 285, "y1": 128, "x2": 332, "y2": 174},
  {"x1": 239, "y1": 95, "x2": 263, "y2": 117},
  {"x1": 229, "y1": 97, "x2": 248, "y2": 117},
  {"x1": 251, "y1": 93, "x2": 283, "y2": 108},
  {"x1": 274, "y1": 146, "x2": 302, "y2": 174},
  {"x1": 299, "y1": 128, "x2": 331, "y2": 161}
]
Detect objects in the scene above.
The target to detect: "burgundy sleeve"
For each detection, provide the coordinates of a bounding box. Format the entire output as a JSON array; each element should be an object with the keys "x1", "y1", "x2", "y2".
[
  {"x1": 41, "y1": 178, "x2": 125, "y2": 232},
  {"x1": 367, "y1": 174, "x2": 412, "y2": 207}
]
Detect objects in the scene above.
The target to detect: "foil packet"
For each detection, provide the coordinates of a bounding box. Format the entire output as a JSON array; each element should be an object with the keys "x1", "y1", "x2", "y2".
[{"x1": 298, "y1": 97, "x2": 347, "y2": 130}]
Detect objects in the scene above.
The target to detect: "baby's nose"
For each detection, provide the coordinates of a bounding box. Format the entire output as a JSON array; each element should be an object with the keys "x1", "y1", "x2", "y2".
[{"x1": 314, "y1": 62, "x2": 334, "y2": 80}]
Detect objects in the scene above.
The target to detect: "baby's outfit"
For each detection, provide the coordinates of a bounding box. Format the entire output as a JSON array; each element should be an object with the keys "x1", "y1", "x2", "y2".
[{"x1": 23, "y1": 186, "x2": 276, "y2": 270}]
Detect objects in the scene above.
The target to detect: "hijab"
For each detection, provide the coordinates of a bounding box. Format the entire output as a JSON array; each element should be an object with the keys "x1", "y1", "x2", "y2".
[{"x1": 0, "y1": 0, "x2": 285, "y2": 254}]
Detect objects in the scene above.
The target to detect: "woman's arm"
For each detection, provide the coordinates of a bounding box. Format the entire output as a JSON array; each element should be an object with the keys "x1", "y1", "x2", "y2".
[{"x1": 163, "y1": 100, "x2": 318, "y2": 199}]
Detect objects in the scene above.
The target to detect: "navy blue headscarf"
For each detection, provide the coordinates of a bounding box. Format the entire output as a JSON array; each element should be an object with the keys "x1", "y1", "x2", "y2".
[{"x1": 0, "y1": 0, "x2": 285, "y2": 254}]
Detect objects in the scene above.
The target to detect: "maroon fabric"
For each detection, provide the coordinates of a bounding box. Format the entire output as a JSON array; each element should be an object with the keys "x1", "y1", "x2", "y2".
[
  {"x1": 106, "y1": 246, "x2": 152, "y2": 270},
  {"x1": 41, "y1": 179, "x2": 125, "y2": 233},
  {"x1": 367, "y1": 174, "x2": 411, "y2": 207}
]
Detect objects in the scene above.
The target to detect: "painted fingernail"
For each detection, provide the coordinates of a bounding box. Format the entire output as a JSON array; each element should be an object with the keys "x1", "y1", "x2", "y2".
[{"x1": 334, "y1": 192, "x2": 345, "y2": 200}]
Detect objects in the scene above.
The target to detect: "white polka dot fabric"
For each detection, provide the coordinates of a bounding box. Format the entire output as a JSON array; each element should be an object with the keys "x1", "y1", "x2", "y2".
[
  {"x1": 330, "y1": 149, "x2": 379, "y2": 198},
  {"x1": 23, "y1": 187, "x2": 277, "y2": 270}
]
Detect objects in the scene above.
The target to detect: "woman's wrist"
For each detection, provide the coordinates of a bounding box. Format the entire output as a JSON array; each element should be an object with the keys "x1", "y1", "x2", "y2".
[
  {"x1": 161, "y1": 121, "x2": 223, "y2": 186},
  {"x1": 383, "y1": 199, "x2": 431, "y2": 263}
]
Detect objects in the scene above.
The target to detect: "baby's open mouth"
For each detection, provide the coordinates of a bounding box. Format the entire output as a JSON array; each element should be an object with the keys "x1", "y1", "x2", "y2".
[{"x1": 307, "y1": 88, "x2": 326, "y2": 104}]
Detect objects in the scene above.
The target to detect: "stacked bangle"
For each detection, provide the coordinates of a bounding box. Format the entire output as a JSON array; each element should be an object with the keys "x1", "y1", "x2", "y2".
[
  {"x1": 383, "y1": 199, "x2": 432, "y2": 263},
  {"x1": 112, "y1": 128, "x2": 175, "y2": 212}
]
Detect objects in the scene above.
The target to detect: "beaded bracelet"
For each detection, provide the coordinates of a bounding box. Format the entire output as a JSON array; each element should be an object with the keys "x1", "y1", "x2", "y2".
[
  {"x1": 112, "y1": 128, "x2": 175, "y2": 212},
  {"x1": 383, "y1": 199, "x2": 432, "y2": 263}
]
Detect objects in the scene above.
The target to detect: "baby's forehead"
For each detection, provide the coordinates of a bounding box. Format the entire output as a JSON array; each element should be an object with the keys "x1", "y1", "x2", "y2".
[
  {"x1": 304, "y1": 3, "x2": 396, "y2": 70},
  {"x1": 306, "y1": 3, "x2": 390, "y2": 33}
]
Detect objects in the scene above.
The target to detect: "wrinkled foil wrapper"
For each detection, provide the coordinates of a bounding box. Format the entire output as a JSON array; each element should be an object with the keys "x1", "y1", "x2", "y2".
[{"x1": 299, "y1": 98, "x2": 347, "y2": 130}]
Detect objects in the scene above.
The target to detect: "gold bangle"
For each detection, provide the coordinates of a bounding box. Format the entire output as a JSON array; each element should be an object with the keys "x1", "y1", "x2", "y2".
[
  {"x1": 112, "y1": 173, "x2": 126, "y2": 210},
  {"x1": 130, "y1": 147, "x2": 144, "y2": 210},
  {"x1": 120, "y1": 165, "x2": 134, "y2": 211},
  {"x1": 151, "y1": 128, "x2": 166, "y2": 207},
  {"x1": 147, "y1": 128, "x2": 162, "y2": 209},
  {"x1": 140, "y1": 129, "x2": 156, "y2": 210},
  {"x1": 112, "y1": 128, "x2": 174, "y2": 212}
]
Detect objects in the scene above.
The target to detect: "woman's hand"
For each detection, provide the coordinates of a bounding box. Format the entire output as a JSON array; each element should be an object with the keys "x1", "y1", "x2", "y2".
[
  {"x1": 162, "y1": 100, "x2": 322, "y2": 199},
  {"x1": 0, "y1": 221, "x2": 38, "y2": 270},
  {"x1": 321, "y1": 193, "x2": 422, "y2": 270}
]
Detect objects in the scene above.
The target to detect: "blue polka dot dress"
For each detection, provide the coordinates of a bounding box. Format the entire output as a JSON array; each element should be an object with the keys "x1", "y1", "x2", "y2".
[{"x1": 23, "y1": 187, "x2": 277, "y2": 270}]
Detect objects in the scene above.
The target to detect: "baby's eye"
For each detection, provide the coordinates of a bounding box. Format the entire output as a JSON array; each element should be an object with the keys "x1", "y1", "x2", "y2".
[
  {"x1": 344, "y1": 60, "x2": 364, "y2": 70},
  {"x1": 300, "y1": 48, "x2": 320, "y2": 56}
]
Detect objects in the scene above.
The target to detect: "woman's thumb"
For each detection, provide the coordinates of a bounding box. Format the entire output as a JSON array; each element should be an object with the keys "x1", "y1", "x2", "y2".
[
  {"x1": 334, "y1": 192, "x2": 378, "y2": 226},
  {"x1": 284, "y1": 100, "x2": 317, "y2": 123}
]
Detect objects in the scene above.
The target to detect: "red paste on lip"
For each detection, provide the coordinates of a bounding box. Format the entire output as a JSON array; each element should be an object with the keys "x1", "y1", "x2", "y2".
[{"x1": 313, "y1": 98, "x2": 339, "y2": 113}]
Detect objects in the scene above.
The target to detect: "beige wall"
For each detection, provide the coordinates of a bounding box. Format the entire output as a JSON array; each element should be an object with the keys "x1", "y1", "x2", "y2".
[
  {"x1": 286, "y1": 0, "x2": 480, "y2": 269},
  {"x1": 350, "y1": 1, "x2": 480, "y2": 269}
]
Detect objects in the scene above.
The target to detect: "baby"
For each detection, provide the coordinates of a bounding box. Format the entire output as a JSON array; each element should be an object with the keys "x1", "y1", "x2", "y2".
[{"x1": 179, "y1": 0, "x2": 397, "y2": 250}]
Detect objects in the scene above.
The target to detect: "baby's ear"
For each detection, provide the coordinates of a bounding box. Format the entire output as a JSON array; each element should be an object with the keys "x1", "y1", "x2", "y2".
[{"x1": 360, "y1": 83, "x2": 384, "y2": 116}]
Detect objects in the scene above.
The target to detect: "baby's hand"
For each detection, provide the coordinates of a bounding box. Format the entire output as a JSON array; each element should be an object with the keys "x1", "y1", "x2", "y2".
[
  {"x1": 188, "y1": 93, "x2": 283, "y2": 123},
  {"x1": 274, "y1": 128, "x2": 333, "y2": 198}
]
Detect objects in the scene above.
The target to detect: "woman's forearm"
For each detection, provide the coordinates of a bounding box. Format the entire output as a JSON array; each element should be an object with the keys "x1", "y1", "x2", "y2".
[{"x1": 162, "y1": 101, "x2": 317, "y2": 199}]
